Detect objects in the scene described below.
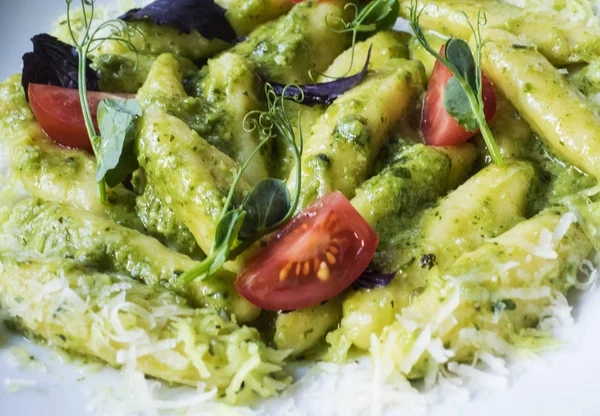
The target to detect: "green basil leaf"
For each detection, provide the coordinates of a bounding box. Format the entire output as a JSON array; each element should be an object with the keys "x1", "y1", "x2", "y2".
[
  {"x1": 214, "y1": 209, "x2": 246, "y2": 248},
  {"x1": 239, "y1": 178, "x2": 291, "y2": 240},
  {"x1": 444, "y1": 76, "x2": 478, "y2": 132},
  {"x1": 445, "y1": 38, "x2": 477, "y2": 91},
  {"x1": 355, "y1": 0, "x2": 399, "y2": 35},
  {"x1": 368, "y1": 0, "x2": 400, "y2": 32},
  {"x1": 96, "y1": 98, "x2": 142, "y2": 187},
  {"x1": 210, "y1": 209, "x2": 246, "y2": 274}
]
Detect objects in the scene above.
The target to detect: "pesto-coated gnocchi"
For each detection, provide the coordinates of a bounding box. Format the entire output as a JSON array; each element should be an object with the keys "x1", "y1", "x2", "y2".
[{"x1": 1, "y1": 0, "x2": 599, "y2": 410}]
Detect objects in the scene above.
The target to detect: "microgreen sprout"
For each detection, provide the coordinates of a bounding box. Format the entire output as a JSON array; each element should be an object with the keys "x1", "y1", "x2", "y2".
[
  {"x1": 179, "y1": 84, "x2": 304, "y2": 284},
  {"x1": 409, "y1": 2, "x2": 504, "y2": 165},
  {"x1": 65, "y1": 0, "x2": 144, "y2": 202},
  {"x1": 312, "y1": 0, "x2": 399, "y2": 81}
]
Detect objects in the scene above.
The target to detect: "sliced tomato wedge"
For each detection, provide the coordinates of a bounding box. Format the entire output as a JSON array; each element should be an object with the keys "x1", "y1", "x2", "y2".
[
  {"x1": 28, "y1": 83, "x2": 132, "y2": 150},
  {"x1": 236, "y1": 192, "x2": 378, "y2": 311},
  {"x1": 421, "y1": 46, "x2": 496, "y2": 146}
]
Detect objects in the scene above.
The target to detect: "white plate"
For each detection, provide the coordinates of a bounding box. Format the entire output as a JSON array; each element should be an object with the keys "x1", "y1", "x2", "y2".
[{"x1": 1, "y1": 1, "x2": 600, "y2": 415}]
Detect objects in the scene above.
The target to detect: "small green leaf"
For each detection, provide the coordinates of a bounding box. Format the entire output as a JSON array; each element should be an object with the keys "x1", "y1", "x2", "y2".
[
  {"x1": 445, "y1": 38, "x2": 477, "y2": 91},
  {"x1": 214, "y1": 209, "x2": 246, "y2": 249},
  {"x1": 210, "y1": 209, "x2": 246, "y2": 274},
  {"x1": 239, "y1": 178, "x2": 291, "y2": 240},
  {"x1": 409, "y1": 3, "x2": 503, "y2": 166},
  {"x1": 96, "y1": 98, "x2": 142, "y2": 187},
  {"x1": 179, "y1": 83, "x2": 305, "y2": 285},
  {"x1": 444, "y1": 76, "x2": 478, "y2": 132},
  {"x1": 365, "y1": 0, "x2": 400, "y2": 32},
  {"x1": 353, "y1": 0, "x2": 400, "y2": 35}
]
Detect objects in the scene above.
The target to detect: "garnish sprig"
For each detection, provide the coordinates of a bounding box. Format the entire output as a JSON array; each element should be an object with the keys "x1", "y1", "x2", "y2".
[
  {"x1": 179, "y1": 84, "x2": 304, "y2": 284},
  {"x1": 409, "y1": 3, "x2": 504, "y2": 166},
  {"x1": 313, "y1": 0, "x2": 399, "y2": 81},
  {"x1": 240, "y1": 84, "x2": 304, "y2": 232},
  {"x1": 65, "y1": 0, "x2": 143, "y2": 202}
]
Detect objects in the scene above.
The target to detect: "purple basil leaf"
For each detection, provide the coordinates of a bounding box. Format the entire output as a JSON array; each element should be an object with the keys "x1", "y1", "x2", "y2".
[
  {"x1": 265, "y1": 46, "x2": 373, "y2": 106},
  {"x1": 119, "y1": 0, "x2": 236, "y2": 43},
  {"x1": 352, "y1": 270, "x2": 396, "y2": 290},
  {"x1": 21, "y1": 34, "x2": 99, "y2": 101}
]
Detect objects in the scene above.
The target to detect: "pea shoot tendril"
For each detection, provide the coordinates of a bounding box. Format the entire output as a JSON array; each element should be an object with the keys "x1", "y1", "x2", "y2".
[
  {"x1": 179, "y1": 83, "x2": 305, "y2": 285},
  {"x1": 65, "y1": 0, "x2": 144, "y2": 202}
]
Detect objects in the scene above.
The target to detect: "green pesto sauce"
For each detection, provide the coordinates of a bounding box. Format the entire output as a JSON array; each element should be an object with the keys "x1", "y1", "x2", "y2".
[
  {"x1": 526, "y1": 137, "x2": 597, "y2": 214},
  {"x1": 228, "y1": 1, "x2": 349, "y2": 85},
  {"x1": 231, "y1": 9, "x2": 311, "y2": 83},
  {"x1": 8, "y1": 199, "x2": 173, "y2": 287},
  {"x1": 373, "y1": 203, "x2": 429, "y2": 273},
  {"x1": 476, "y1": 94, "x2": 596, "y2": 215},
  {"x1": 131, "y1": 170, "x2": 202, "y2": 257},
  {"x1": 94, "y1": 53, "x2": 199, "y2": 94},
  {"x1": 185, "y1": 59, "x2": 259, "y2": 157},
  {"x1": 97, "y1": 20, "x2": 229, "y2": 62},
  {"x1": 333, "y1": 115, "x2": 371, "y2": 149},
  {"x1": 135, "y1": 66, "x2": 231, "y2": 154},
  {"x1": 2, "y1": 2, "x2": 599, "y2": 379}
]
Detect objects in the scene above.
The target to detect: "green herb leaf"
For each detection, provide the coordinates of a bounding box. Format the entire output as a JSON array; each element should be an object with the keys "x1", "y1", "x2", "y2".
[
  {"x1": 444, "y1": 76, "x2": 478, "y2": 132},
  {"x1": 65, "y1": 0, "x2": 144, "y2": 202},
  {"x1": 210, "y1": 209, "x2": 246, "y2": 274},
  {"x1": 316, "y1": 0, "x2": 399, "y2": 80},
  {"x1": 445, "y1": 38, "x2": 477, "y2": 91},
  {"x1": 179, "y1": 83, "x2": 305, "y2": 285},
  {"x1": 96, "y1": 98, "x2": 142, "y2": 187},
  {"x1": 409, "y1": 1, "x2": 504, "y2": 166},
  {"x1": 239, "y1": 178, "x2": 291, "y2": 240},
  {"x1": 362, "y1": 0, "x2": 400, "y2": 32},
  {"x1": 214, "y1": 209, "x2": 246, "y2": 248}
]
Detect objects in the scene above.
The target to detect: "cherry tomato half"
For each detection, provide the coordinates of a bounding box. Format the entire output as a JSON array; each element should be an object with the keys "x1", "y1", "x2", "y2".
[
  {"x1": 421, "y1": 46, "x2": 496, "y2": 146},
  {"x1": 28, "y1": 83, "x2": 132, "y2": 150},
  {"x1": 236, "y1": 192, "x2": 378, "y2": 311}
]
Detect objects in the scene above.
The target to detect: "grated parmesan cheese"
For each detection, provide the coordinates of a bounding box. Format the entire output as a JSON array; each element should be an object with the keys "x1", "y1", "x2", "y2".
[
  {"x1": 426, "y1": 338, "x2": 455, "y2": 364},
  {"x1": 552, "y1": 212, "x2": 578, "y2": 242},
  {"x1": 446, "y1": 362, "x2": 509, "y2": 392},
  {"x1": 1, "y1": 25, "x2": 600, "y2": 413},
  {"x1": 400, "y1": 326, "x2": 432, "y2": 374},
  {"x1": 494, "y1": 286, "x2": 552, "y2": 300}
]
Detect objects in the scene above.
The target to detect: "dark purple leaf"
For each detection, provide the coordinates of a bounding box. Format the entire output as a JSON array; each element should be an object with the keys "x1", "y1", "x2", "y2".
[
  {"x1": 352, "y1": 270, "x2": 396, "y2": 290},
  {"x1": 265, "y1": 46, "x2": 373, "y2": 106},
  {"x1": 119, "y1": 0, "x2": 236, "y2": 42},
  {"x1": 21, "y1": 34, "x2": 99, "y2": 101}
]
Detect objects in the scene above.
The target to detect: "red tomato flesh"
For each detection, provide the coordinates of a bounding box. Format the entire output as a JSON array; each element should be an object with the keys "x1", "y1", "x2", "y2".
[
  {"x1": 236, "y1": 192, "x2": 378, "y2": 311},
  {"x1": 28, "y1": 83, "x2": 132, "y2": 150},
  {"x1": 421, "y1": 46, "x2": 496, "y2": 146}
]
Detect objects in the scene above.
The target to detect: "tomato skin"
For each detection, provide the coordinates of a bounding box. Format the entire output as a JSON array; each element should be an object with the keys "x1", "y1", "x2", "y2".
[
  {"x1": 28, "y1": 83, "x2": 132, "y2": 150},
  {"x1": 236, "y1": 192, "x2": 378, "y2": 311},
  {"x1": 421, "y1": 46, "x2": 496, "y2": 146}
]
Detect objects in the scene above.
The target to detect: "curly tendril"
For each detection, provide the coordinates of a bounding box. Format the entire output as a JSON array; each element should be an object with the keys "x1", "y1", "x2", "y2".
[{"x1": 65, "y1": 0, "x2": 146, "y2": 202}]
